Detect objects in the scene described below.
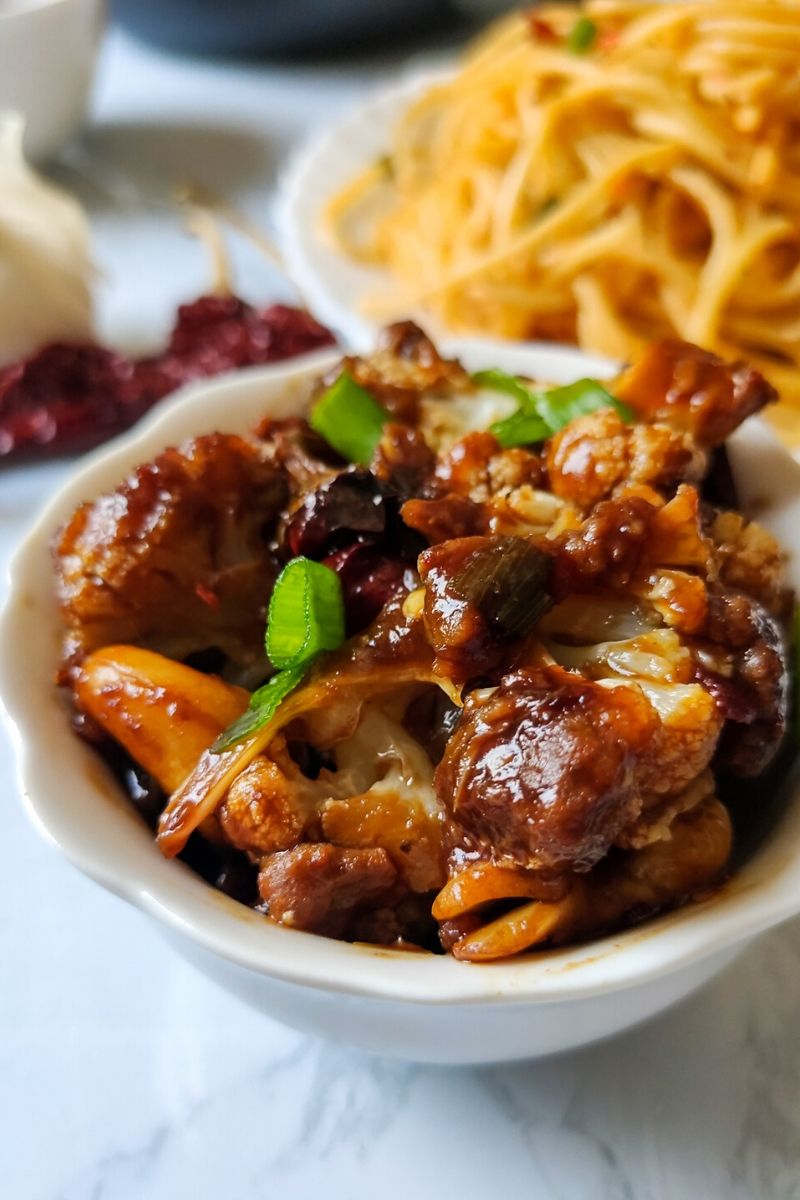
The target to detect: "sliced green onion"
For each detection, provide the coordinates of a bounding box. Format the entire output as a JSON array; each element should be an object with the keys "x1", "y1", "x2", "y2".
[
  {"x1": 472, "y1": 368, "x2": 537, "y2": 409},
  {"x1": 479, "y1": 368, "x2": 634, "y2": 447},
  {"x1": 213, "y1": 558, "x2": 346, "y2": 753},
  {"x1": 490, "y1": 408, "x2": 551, "y2": 449},
  {"x1": 567, "y1": 16, "x2": 597, "y2": 53},
  {"x1": 535, "y1": 378, "x2": 634, "y2": 433},
  {"x1": 266, "y1": 557, "x2": 345, "y2": 669},
  {"x1": 211, "y1": 663, "x2": 308, "y2": 753},
  {"x1": 309, "y1": 372, "x2": 388, "y2": 465},
  {"x1": 473, "y1": 369, "x2": 550, "y2": 447}
]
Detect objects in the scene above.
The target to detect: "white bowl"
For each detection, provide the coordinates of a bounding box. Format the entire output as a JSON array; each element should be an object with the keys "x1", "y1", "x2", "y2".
[
  {"x1": 3, "y1": 338, "x2": 800, "y2": 1065},
  {"x1": 0, "y1": 0, "x2": 103, "y2": 161}
]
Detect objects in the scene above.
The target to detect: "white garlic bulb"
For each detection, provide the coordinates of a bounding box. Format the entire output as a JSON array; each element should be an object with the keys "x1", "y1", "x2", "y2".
[{"x1": 0, "y1": 112, "x2": 94, "y2": 366}]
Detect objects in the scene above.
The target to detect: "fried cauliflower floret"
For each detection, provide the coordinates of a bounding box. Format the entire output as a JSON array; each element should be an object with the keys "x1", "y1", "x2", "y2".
[
  {"x1": 436, "y1": 665, "x2": 661, "y2": 873},
  {"x1": 549, "y1": 485, "x2": 711, "y2": 595},
  {"x1": 433, "y1": 432, "x2": 547, "y2": 503},
  {"x1": 617, "y1": 770, "x2": 715, "y2": 850},
  {"x1": 217, "y1": 737, "x2": 319, "y2": 857},
  {"x1": 331, "y1": 320, "x2": 470, "y2": 423},
  {"x1": 635, "y1": 569, "x2": 709, "y2": 636},
  {"x1": 614, "y1": 339, "x2": 776, "y2": 447},
  {"x1": 448, "y1": 796, "x2": 732, "y2": 961},
  {"x1": 546, "y1": 408, "x2": 706, "y2": 509},
  {"x1": 710, "y1": 510, "x2": 788, "y2": 615},
  {"x1": 217, "y1": 699, "x2": 445, "y2": 892},
  {"x1": 55, "y1": 433, "x2": 287, "y2": 680},
  {"x1": 697, "y1": 591, "x2": 789, "y2": 778},
  {"x1": 402, "y1": 431, "x2": 561, "y2": 545},
  {"x1": 319, "y1": 707, "x2": 445, "y2": 893},
  {"x1": 545, "y1": 624, "x2": 723, "y2": 808},
  {"x1": 631, "y1": 680, "x2": 722, "y2": 799}
]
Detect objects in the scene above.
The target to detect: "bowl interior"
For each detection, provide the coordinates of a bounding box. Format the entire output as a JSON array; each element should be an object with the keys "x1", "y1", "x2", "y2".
[{"x1": 3, "y1": 340, "x2": 800, "y2": 1005}]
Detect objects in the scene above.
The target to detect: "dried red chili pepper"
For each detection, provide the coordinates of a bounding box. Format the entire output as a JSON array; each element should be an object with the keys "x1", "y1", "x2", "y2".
[{"x1": 0, "y1": 298, "x2": 334, "y2": 461}]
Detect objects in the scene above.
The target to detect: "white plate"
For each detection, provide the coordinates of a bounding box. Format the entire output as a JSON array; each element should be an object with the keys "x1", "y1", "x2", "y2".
[
  {"x1": 276, "y1": 68, "x2": 448, "y2": 351},
  {"x1": 2, "y1": 341, "x2": 800, "y2": 1063}
]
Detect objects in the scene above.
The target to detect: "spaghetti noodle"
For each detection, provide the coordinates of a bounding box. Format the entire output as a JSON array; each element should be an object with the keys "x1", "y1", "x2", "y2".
[{"x1": 327, "y1": 1, "x2": 800, "y2": 442}]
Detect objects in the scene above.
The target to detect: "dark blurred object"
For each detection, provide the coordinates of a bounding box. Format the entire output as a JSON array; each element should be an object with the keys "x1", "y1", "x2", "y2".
[
  {"x1": 0, "y1": 297, "x2": 334, "y2": 462},
  {"x1": 109, "y1": 0, "x2": 456, "y2": 57}
]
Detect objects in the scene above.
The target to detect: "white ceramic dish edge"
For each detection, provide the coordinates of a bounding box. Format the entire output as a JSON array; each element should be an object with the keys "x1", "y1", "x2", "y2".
[
  {"x1": 2, "y1": 340, "x2": 800, "y2": 1030},
  {"x1": 274, "y1": 67, "x2": 450, "y2": 352}
]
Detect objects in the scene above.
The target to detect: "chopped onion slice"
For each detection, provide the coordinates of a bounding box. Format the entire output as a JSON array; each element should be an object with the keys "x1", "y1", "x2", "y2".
[{"x1": 453, "y1": 537, "x2": 554, "y2": 639}]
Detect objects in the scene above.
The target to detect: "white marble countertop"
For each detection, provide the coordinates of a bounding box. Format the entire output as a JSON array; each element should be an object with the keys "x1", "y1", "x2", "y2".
[{"x1": 2, "y1": 26, "x2": 800, "y2": 1200}]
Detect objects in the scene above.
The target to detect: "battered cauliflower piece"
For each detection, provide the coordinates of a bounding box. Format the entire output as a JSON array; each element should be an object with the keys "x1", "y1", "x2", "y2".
[
  {"x1": 631, "y1": 679, "x2": 722, "y2": 800},
  {"x1": 330, "y1": 320, "x2": 470, "y2": 423},
  {"x1": 710, "y1": 510, "x2": 788, "y2": 615},
  {"x1": 549, "y1": 485, "x2": 712, "y2": 596},
  {"x1": 55, "y1": 433, "x2": 287, "y2": 681},
  {"x1": 546, "y1": 408, "x2": 706, "y2": 509},
  {"x1": 218, "y1": 702, "x2": 445, "y2": 892},
  {"x1": 448, "y1": 796, "x2": 732, "y2": 961},
  {"x1": 218, "y1": 737, "x2": 319, "y2": 857},
  {"x1": 433, "y1": 434, "x2": 546, "y2": 503}
]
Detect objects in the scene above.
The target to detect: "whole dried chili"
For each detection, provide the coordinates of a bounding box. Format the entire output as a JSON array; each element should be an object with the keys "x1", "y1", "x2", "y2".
[{"x1": 0, "y1": 297, "x2": 334, "y2": 461}]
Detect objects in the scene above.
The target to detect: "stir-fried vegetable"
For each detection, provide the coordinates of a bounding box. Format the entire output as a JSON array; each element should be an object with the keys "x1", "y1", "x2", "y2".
[
  {"x1": 213, "y1": 557, "x2": 345, "y2": 752},
  {"x1": 309, "y1": 372, "x2": 388, "y2": 464}
]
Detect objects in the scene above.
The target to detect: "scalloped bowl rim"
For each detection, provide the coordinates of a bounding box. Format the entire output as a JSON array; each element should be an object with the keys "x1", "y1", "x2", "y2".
[{"x1": 2, "y1": 337, "x2": 800, "y2": 1007}]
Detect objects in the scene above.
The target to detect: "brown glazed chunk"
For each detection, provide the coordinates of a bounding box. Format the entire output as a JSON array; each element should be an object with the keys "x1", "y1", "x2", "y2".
[
  {"x1": 546, "y1": 408, "x2": 705, "y2": 508},
  {"x1": 549, "y1": 494, "x2": 656, "y2": 594},
  {"x1": 433, "y1": 432, "x2": 503, "y2": 500},
  {"x1": 614, "y1": 339, "x2": 776, "y2": 447},
  {"x1": 437, "y1": 666, "x2": 659, "y2": 871},
  {"x1": 54, "y1": 433, "x2": 287, "y2": 679},
  {"x1": 258, "y1": 843, "x2": 398, "y2": 937},
  {"x1": 255, "y1": 416, "x2": 342, "y2": 492},
  {"x1": 401, "y1": 493, "x2": 488, "y2": 545},
  {"x1": 418, "y1": 537, "x2": 504, "y2": 681},
  {"x1": 371, "y1": 423, "x2": 436, "y2": 496},
  {"x1": 332, "y1": 320, "x2": 470, "y2": 423}
]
